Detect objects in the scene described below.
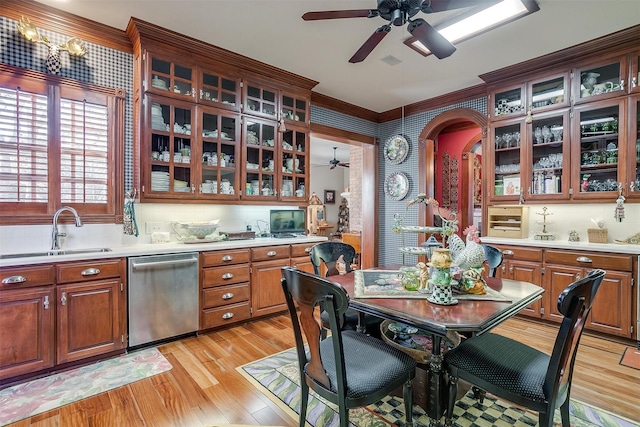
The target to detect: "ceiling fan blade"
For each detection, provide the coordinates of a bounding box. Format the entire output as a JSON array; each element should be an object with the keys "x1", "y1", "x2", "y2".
[
  {"x1": 302, "y1": 9, "x2": 377, "y2": 21},
  {"x1": 407, "y1": 18, "x2": 456, "y2": 59},
  {"x1": 421, "y1": 0, "x2": 499, "y2": 14},
  {"x1": 330, "y1": 164, "x2": 337, "y2": 170},
  {"x1": 349, "y1": 25, "x2": 391, "y2": 64}
]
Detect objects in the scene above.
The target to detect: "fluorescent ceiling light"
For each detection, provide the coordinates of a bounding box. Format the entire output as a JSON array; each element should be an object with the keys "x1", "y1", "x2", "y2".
[{"x1": 406, "y1": 0, "x2": 538, "y2": 56}]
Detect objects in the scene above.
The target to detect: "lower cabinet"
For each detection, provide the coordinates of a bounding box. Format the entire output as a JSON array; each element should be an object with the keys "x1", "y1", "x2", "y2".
[
  {"x1": 0, "y1": 259, "x2": 127, "y2": 382},
  {"x1": 495, "y1": 245, "x2": 543, "y2": 318},
  {"x1": 251, "y1": 245, "x2": 291, "y2": 317},
  {"x1": 291, "y1": 242, "x2": 315, "y2": 273}
]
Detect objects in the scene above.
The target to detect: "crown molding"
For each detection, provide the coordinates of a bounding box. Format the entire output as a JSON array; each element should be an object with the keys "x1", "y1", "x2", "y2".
[{"x1": 311, "y1": 92, "x2": 380, "y2": 123}]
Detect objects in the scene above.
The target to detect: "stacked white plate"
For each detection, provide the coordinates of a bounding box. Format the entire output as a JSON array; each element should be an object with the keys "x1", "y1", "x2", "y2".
[
  {"x1": 174, "y1": 179, "x2": 190, "y2": 192},
  {"x1": 151, "y1": 103, "x2": 166, "y2": 131},
  {"x1": 151, "y1": 171, "x2": 169, "y2": 191}
]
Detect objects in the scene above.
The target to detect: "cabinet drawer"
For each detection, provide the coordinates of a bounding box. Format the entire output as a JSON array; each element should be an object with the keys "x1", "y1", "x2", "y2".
[
  {"x1": 202, "y1": 264, "x2": 250, "y2": 287},
  {"x1": 201, "y1": 249, "x2": 250, "y2": 267},
  {"x1": 202, "y1": 283, "x2": 250, "y2": 309},
  {"x1": 57, "y1": 258, "x2": 124, "y2": 284},
  {"x1": 290, "y1": 243, "x2": 314, "y2": 258},
  {"x1": 201, "y1": 302, "x2": 251, "y2": 329},
  {"x1": 545, "y1": 250, "x2": 632, "y2": 271},
  {"x1": 251, "y1": 245, "x2": 289, "y2": 261},
  {"x1": 498, "y1": 245, "x2": 542, "y2": 262},
  {"x1": 0, "y1": 264, "x2": 55, "y2": 290}
]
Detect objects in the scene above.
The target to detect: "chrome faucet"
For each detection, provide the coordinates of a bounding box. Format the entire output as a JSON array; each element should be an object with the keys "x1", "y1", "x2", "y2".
[{"x1": 51, "y1": 206, "x2": 83, "y2": 250}]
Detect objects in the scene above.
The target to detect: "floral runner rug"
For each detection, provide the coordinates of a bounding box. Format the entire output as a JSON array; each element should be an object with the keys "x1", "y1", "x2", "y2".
[
  {"x1": 238, "y1": 348, "x2": 640, "y2": 427},
  {"x1": 0, "y1": 347, "x2": 172, "y2": 426}
]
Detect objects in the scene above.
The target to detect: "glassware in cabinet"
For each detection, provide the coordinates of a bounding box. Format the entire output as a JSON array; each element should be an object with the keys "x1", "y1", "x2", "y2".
[
  {"x1": 243, "y1": 82, "x2": 277, "y2": 119},
  {"x1": 574, "y1": 57, "x2": 627, "y2": 104},
  {"x1": 490, "y1": 84, "x2": 525, "y2": 120},
  {"x1": 146, "y1": 97, "x2": 195, "y2": 196},
  {"x1": 281, "y1": 127, "x2": 308, "y2": 199},
  {"x1": 281, "y1": 93, "x2": 308, "y2": 124},
  {"x1": 200, "y1": 109, "x2": 239, "y2": 197},
  {"x1": 528, "y1": 110, "x2": 569, "y2": 198},
  {"x1": 199, "y1": 70, "x2": 240, "y2": 111},
  {"x1": 572, "y1": 99, "x2": 626, "y2": 199},
  {"x1": 243, "y1": 118, "x2": 276, "y2": 198},
  {"x1": 490, "y1": 120, "x2": 524, "y2": 200},
  {"x1": 148, "y1": 55, "x2": 195, "y2": 99}
]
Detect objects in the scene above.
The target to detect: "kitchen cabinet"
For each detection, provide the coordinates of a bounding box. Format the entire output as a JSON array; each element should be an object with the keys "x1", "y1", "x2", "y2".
[
  {"x1": 573, "y1": 56, "x2": 628, "y2": 105},
  {"x1": 544, "y1": 249, "x2": 633, "y2": 338},
  {"x1": 243, "y1": 116, "x2": 278, "y2": 199},
  {"x1": 290, "y1": 242, "x2": 315, "y2": 273},
  {"x1": 200, "y1": 249, "x2": 251, "y2": 330},
  {"x1": 250, "y1": 245, "x2": 290, "y2": 317},
  {"x1": 631, "y1": 50, "x2": 640, "y2": 94},
  {"x1": 147, "y1": 54, "x2": 196, "y2": 101},
  {"x1": 494, "y1": 245, "x2": 543, "y2": 318},
  {"x1": 198, "y1": 68, "x2": 241, "y2": 112},
  {"x1": 280, "y1": 125, "x2": 308, "y2": 200},
  {"x1": 0, "y1": 259, "x2": 126, "y2": 382},
  {"x1": 627, "y1": 95, "x2": 640, "y2": 199}
]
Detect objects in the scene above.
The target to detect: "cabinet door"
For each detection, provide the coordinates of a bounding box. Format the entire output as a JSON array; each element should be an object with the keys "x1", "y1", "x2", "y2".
[
  {"x1": 587, "y1": 270, "x2": 633, "y2": 338},
  {"x1": 627, "y1": 95, "x2": 640, "y2": 199},
  {"x1": 281, "y1": 92, "x2": 309, "y2": 125},
  {"x1": 543, "y1": 264, "x2": 581, "y2": 323},
  {"x1": 0, "y1": 287, "x2": 54, "y2": 380},
  {"x1": 144, "y1": 95, "x2": 196, "y2": 199},
  {"x1": 291, "y1": 256, "x2": 314, "y2": 274},
  {"x1": 251, "y1": 258, "x2": 289, "y2": 317},
  {"x1": 280, "y1": 126, "x2": 308, "y2": 200},
  {"x1": 199, "y1": 107, "x2": 240, "y2": 198},
  {"x1": 198, "y1": 68, "x2": 240, "y2": 111},
  {"x1": 489, "y1": 118, "x2": 525, "y2": 201},
  {"x1": 509, "y1": 260, "x2": 543, "y2": 318},
  {"x1": 489, "y1": 83, "x2": 525, "y2": 121},
  {"x1": 573, "y1": 57, "x2": 628, "y2": 105},
  {"x1": 57, "y1": 279, "x2": 125, "y2": 364},
  {"x1": 572, "y1": 98, "x2": 626, "y2": 200},
  {"x1": 243, "y1": 117, "x2": 277, "y2": 199},
  {"x1": 147, "y1": 54, "x2": 195, "y2": 100},
  {"x1": 243, "y1": 81, "x2": 278, "y2": 120},
  {"x1": 527, "y1": 73, "x2": 570, "y2": 114},
  {"x1": 631, "y1": 50, "x2": 640, "y2": 94}
]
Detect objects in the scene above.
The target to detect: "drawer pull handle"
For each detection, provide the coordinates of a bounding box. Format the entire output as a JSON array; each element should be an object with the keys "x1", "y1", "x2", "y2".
[
  {"x1": 222, "y1": 292, "x2": 234, "y2": 300},
  {"x1": 2, "y1": 275, "x2": 27, "y2": 284},
  {"x1": 221, "y1": 273, "x2": 234, "y2": 280},
  {"x1": 267, "y1": 251, "x2": 277, "y2": 257},
  {"x1": 576, "y1": 256, "x2": 592, "y2": 263},
  {"x1": 222, "y1": 255, "x2": 233, "y2": 262},
  {"x1": 304, "y1": 247, "x2": 312, "y2": 253},
  {"x1": 81, "y1": 268, "x2": 100, "y2": 276},
  {"x1": 222, "y1": 312, "x2": 234, "y2": 320},
  {"x1": 503, "y1": 250, "x2": 515, "y2": 256},
  {"x1": 43, "y1": 295, "x2": 49, "y2": 310}
]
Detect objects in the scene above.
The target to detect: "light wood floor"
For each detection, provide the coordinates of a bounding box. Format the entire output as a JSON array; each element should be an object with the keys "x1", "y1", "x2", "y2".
[{"x1": 8, "y1": 315, "x2": 640, "y2": 426}]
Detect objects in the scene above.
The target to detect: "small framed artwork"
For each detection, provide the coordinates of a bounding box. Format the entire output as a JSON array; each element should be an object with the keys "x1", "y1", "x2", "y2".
[{"x1": 324, "y1": 190, "x2": 335, "y2": 204}]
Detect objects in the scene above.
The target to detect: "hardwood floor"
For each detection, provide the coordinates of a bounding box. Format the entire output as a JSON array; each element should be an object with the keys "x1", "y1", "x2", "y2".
[{"x1": 8, "y1": 315, "x2": 640, "y2": 426}]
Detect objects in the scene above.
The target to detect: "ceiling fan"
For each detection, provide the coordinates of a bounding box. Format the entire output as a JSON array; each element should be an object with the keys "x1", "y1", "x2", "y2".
[
  {"x1": 329, "y1": 147, "x2": 350, "y2": 169},
  {"x1": 302, "y1": 0, "x2": 495, "y2": 63}
]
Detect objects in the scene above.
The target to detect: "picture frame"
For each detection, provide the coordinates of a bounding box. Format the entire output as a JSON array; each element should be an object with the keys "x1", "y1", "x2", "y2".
[{"x1": 324, "y1": 190, "x2": 335, "y2": 204}]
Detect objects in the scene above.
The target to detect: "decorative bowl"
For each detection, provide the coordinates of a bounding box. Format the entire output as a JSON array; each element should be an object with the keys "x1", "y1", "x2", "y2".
[{"x1": 173, "y1": 220, "x2": 220, "y2": 239}]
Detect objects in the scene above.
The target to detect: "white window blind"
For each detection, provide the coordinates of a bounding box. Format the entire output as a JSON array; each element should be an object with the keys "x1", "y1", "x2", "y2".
[{"x1": 0, "y1": 87, "x2": 49, "y2": 203}]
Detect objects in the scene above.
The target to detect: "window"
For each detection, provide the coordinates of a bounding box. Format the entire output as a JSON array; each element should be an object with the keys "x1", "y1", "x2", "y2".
[{"x1": 0, "y1": 64, "x2": 125, "y2": 224}]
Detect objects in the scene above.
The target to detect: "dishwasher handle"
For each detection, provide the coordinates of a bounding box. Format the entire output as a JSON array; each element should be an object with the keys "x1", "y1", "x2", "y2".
[{"x1": 131, "y1": 257, "x2": 198, "y2": 270}]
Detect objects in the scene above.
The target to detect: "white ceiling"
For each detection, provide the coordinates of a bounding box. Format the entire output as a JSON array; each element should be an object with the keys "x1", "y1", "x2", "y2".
[{"x1": 30, "y1": 0, "x2": 639, "y2": 165}]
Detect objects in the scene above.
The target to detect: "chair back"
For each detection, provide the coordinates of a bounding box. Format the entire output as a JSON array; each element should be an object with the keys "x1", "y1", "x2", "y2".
[
  {"x1": 309, "y1": 241, "x2": 357, "y2": 277},
  {"x1": 482, "y1": 244, "x2": 503, "y2": 277},
  {"x1": 544, "y1": 269, "x2": 605, "y2": 404},
  {"x1": 281, "y1": 266, "x2": 350, "y2": 390}
]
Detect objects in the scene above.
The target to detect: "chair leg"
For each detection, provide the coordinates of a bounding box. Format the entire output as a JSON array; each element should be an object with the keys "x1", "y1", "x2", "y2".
[
  {"x1": 338, "y1": 403, "x2": 349, "y2": 427},
  {"x1": 471, "y1": 386, "x2": 486, "y2": 404},
  {"x1": 403, "y1": 377, "x2": 414, "y2": 427},
  {"x1": 446, "y1": 375, "x2": 458, "y2": 426},
  {"x1": 559, "y1": 398, "x2": 571, "y2": 427},
  {"x1": 299, "y1": 380, "x2": 309, "y2": 427},
  {"x1": 539, "y1": 409, "x2": 555, "y2": 427}
]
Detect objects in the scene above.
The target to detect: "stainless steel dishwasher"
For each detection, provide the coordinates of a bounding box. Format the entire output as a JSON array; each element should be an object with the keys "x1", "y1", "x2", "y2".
[{"x1": 128, "y1": 252, "x2": 199, "y2": 348}]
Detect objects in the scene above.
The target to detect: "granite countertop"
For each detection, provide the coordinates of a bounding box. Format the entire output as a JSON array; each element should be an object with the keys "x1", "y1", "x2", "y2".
[
  {"x1": 0, "y1": 235, "x2": 328, "y2": 268},
  {"x1": 481, "y1": 236, "x2": 640, "y2": 255}
]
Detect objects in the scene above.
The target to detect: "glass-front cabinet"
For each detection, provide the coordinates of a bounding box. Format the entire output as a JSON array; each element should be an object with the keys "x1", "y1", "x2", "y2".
[
  {"x1": 489, "y1": 84, "x2": 525, "y2": 120},
  {"x1": 147, "y1": 55, "x2": 195, "y2": 100},
  {"x1": 490, "y1": 119, "x2": 524, "y2": 201},
  {"x1": 571, "y1": 99, "x2": 627, "y2": 200},
  {"x1": 573, "y1": 57, "x2": 627, "y2": 105},
  {"x1": 243, "y1": 81, "x2": 278, "y2": 120},
  {"x1": 628, "y1": 95, "x2": 640, "y2": 199},
  {"x1": 631, "y1": 50, "x2": 640, "y2": 94},
  {"x1": 281, "y1": 92, "x2": 308, "y2": 125},
  {"x1": 528, "y1": 73, "x2": 570, "y2": 113},
  {"x1": 243, "y1": 117, "x2": 276, "y2": 199},
  {"x1": 199, "y1": 69, "x2": 240, "y2": 112},
  {"x1": 281, "y1": 127, "x2": 308, "y2": 200},
  {"x1": 146, "y1": 96, "x2": 195, "y2": 198},
  {"x1": 200, "y1": 108, "x2": 240, "y2": 198}
]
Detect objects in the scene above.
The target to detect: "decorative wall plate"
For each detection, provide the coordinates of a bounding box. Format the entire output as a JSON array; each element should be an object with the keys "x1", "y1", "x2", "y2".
[
  {"x1": 385, "y1": 172, "x2": 409, "y2": 201},
  {"x1": 384, "y1": 135, "x2": 409, "y2": 165}
]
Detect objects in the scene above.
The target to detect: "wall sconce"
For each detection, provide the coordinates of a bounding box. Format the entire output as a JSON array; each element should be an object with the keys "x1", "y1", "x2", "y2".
[{"x1": 18, "y1": 16, "x2": 87, "y2": 74}]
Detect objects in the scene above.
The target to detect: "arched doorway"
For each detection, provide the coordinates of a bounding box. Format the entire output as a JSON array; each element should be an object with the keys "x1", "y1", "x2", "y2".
[{"x1": 417, "y1": 108, "x2": 487, "y2": 243}]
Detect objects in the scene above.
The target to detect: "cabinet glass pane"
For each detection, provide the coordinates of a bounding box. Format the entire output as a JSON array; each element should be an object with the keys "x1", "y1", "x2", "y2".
[
  {"x1": 494, "y1": 88, "x2": 523, "y2": 117},
  {"x1": 578, "y1": 105, "x2": 620, "y2": 193},
  {"x1": 531, "y1": 114, "x2": 565, "y2": 195},
  {"x1": 493, "y1": 124, "x2": 521, "y2": 196},
  {"x1": 201, "y1": 111, "x2": 237, "y2": 195},
  {"x1": 579, "y1": 62, "x2": 623, "y2": 100},
  {"x1": 151, "y1": 58, "x2": 170, "y2": 75},
  {"x1": 282, "y1": 95, "x2": 306, "y2": 122},
  {"x1": 634, "y1": 99, "x2": 640, "y2": 190},
  {"x1": 531, "y1": 77, "x2": 564, "y2": 109}
]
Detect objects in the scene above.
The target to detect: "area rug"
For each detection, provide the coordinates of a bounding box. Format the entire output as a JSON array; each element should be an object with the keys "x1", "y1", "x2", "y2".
[
  {"x1": 0, "y1": 347, "x2": 172, "y2": 426},
  {"x1": 619, "y1": 348, "x2": 640, "y2": 370},
  {"x1": 238, "y1": 348, "x2": 640, "y2": 427}
]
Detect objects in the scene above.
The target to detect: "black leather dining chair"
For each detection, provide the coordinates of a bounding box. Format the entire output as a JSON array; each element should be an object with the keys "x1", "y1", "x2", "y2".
[
  {"x1": 309, "y1": 241, "x2": 382, "y2": 336},
  {"x1": 444, "y1": 269, "x2": 606, "y2": 427},
  {"x1": 281, "y1": 267, "x2": 416, "y2": 427},
  {"x1": 482, "y1": 244, "x2": 503, "y2": 278}
]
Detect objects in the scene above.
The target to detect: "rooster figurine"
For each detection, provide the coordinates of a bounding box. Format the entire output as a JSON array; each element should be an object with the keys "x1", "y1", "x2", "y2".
[{"x1": 448, "y1": 225, "x2": 485, "y2": 271}]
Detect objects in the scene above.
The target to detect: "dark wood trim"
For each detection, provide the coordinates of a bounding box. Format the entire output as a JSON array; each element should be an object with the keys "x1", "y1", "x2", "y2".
[
  {"x1": 310, "y1": 92, "x2": 379, "y2": 123},
  {"x1": 1, "y1": 0, "x2": 133, "y2": 53},
  {"x1": 310, "y1": 123, "x2": 376, "y2": 145},
  {"x1": 360, "y1": 143, "x2": 378, "y2": 269},
  {"x1": 378, "y1": 84, "x2": 487, "y2": 123},
  {"x1": 460, "y1": 134, "x2": 482, "y2": 235},
  {"x1": 479, "y1": 25, "x2": 640, "y2": 86},
  {"x1": 126, "y1": 18, "x2": 318, "y2": 91}
]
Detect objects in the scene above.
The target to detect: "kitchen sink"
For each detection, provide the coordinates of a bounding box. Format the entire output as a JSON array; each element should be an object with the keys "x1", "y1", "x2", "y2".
[{"x1": 0, "y1": 248, "x2": 112, "y2": 260}]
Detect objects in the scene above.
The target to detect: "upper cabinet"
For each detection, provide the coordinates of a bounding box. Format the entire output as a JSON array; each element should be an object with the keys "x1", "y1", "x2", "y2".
[
  {"x1": 573, "y1": 56, "x2": 628, "y2": 105},
  {"x1": 631, "y1": 49, "x2": 640, "y2": 94},
  {"x1": 127, "y1": 18, "x2": 317, "y2": 204}
]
